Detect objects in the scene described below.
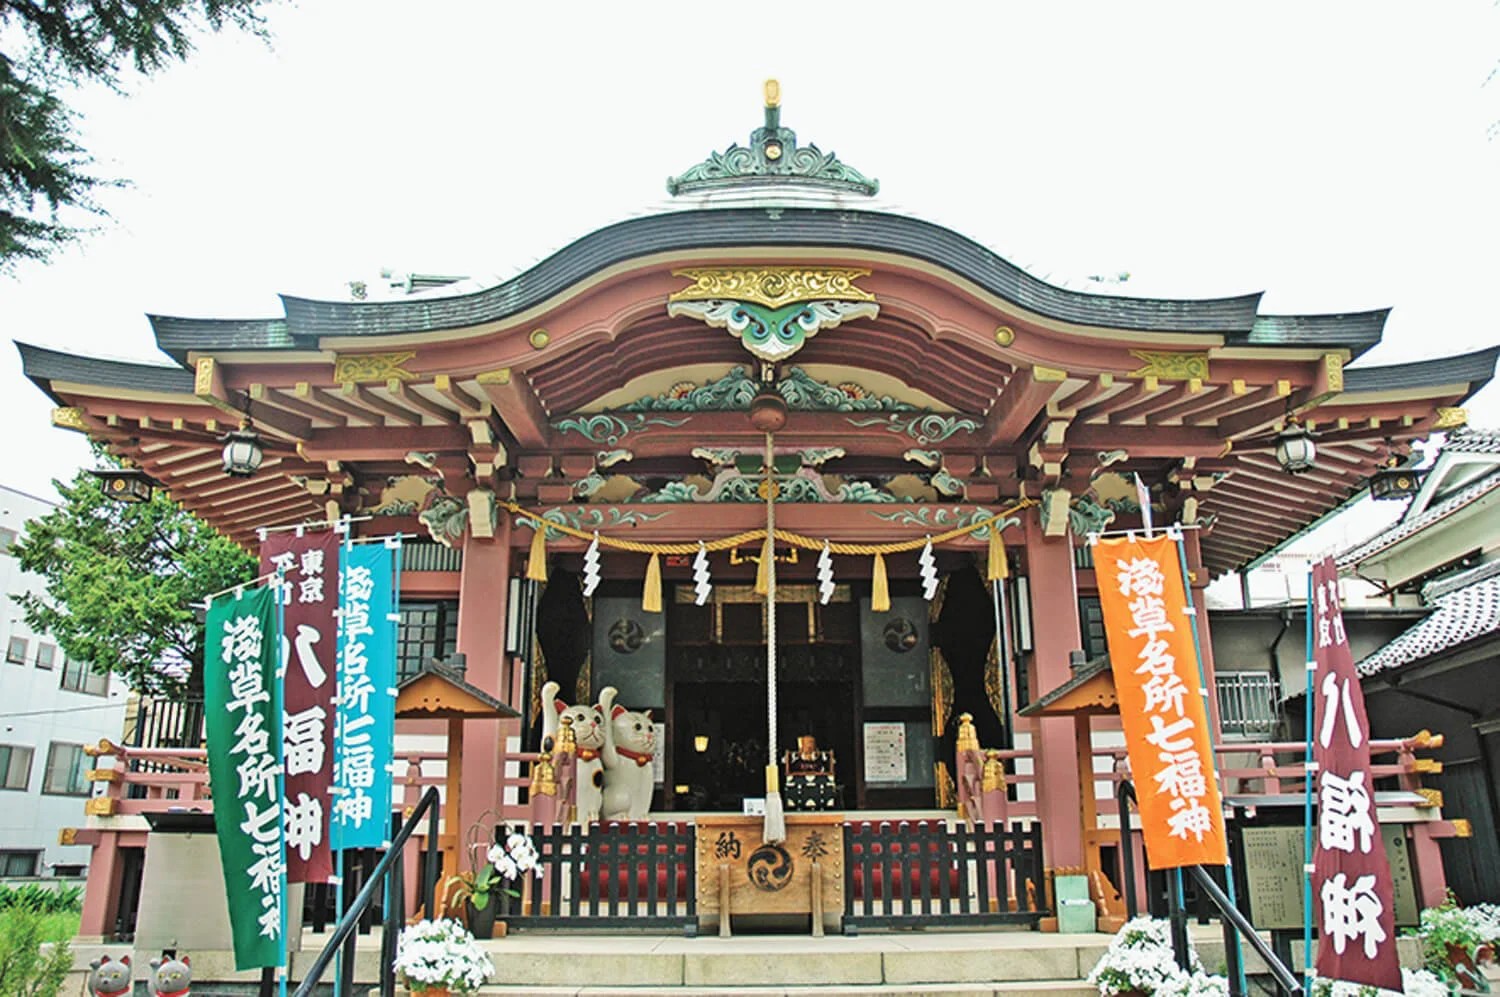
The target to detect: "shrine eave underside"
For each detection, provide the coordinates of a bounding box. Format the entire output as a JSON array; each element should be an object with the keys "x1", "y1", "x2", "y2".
[{"x1": 14, "y1": 204, "x2": 1499, "y2": 580}]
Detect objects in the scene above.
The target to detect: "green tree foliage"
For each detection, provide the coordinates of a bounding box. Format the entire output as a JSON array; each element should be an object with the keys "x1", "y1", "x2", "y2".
[
  {"x1": 11, "y1": 468, "x2": 256, "y2": 693},
  {"x1": 1, "y1": 0, "x2": 274, "y2": 270},
  {"x1": 0, "y1": 906, "x2": 72, "y2": 997}
]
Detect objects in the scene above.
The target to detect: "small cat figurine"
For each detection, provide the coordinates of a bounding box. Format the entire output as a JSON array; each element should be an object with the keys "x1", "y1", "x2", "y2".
[
  {"x1": 88, "y1": 955, "x2": 132, "y2": 997},
  {"x1": 148, "y1": 954, "x2": 192, "y2": 997},
  {"x1": 598, "y1": 686, "x2": 657, "y2": 820},
  {"x1": 541, "y1": 680, "x2": 605, "y2": 822}
]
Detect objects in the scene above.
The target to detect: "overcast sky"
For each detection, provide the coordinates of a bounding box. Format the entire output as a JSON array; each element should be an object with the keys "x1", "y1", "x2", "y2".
[{"x1": 2, "y1": 2, "x2": 1497, "y2": 506}]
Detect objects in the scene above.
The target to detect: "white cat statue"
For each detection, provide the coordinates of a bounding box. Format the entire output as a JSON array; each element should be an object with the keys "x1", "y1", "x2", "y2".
[
  {"x1": 598, "y1": 686, "x2": 657, "y2": 820},
  {"x1": 541, "y1": 680, "x2": 606, "y2": 823}
]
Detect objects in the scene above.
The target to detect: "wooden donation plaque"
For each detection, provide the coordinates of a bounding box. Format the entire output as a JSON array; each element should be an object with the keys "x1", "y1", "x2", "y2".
[{"x1": 695, "y1": 814, "x2": 844, "y2": 935}]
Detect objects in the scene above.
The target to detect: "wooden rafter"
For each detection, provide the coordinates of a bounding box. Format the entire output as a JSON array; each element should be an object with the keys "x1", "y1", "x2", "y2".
[
  {"x1": 475, "y1": 369, "x2": 550, "y2": 449},
  {"x1": 981, "y1": 367, "x2": 1067, "y2": 446},
  {"x1": 1074, "y1": 376, "x2": 1162, "y2": 423},
  {"x1": 386, "y1": 381, "x2": 459, "y2": 425},
  {"x1": 1110, "y1": 381, "x2": 1200, "y2": 425},
  {"x1": 337, "y1": 383, "x2": 420, "y2": 426},
  {"x1": 1181, "y1": 384, "x2": 1275, "y2": 426},
  {"x1": 1150, "y1": 384, "x2": 1227, "y2": 424}
]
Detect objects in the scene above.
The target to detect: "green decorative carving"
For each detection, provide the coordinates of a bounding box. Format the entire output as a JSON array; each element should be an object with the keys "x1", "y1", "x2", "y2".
[
  {"x1": 870, "y1": 506, "x2": 1018, "y2": 540},
  {"x1": 931, "y1": 470, "x2": 965, "y2": 498},
  {"x1": 419, "y1": 493, "x2": 468, "y2": 548},
  {"x1": 847, "y1": 412, "x2": 980, "y2": 445},
  {"x1": 1070, "y1": 497, "x2": 1117, "y2": 535},
  {"x1": 798, "y1": 447, "x2": 845, "y2": 467},
  {"x1": 622, "y1": 366, "x2": 915, "y2": 414},
  {"x1": 667, "y1": 299, "x2": 878, "y2": 363},
  {"x1": 635, "y1": 468, "x2": 899, "y2": 504},
  {"x1": 534, "y1": 506, "x2": 670, "y2": 541},
  {"x1": 666, "y1": 91, "x2": 879, "y2": 197},
  {"x1": 553, "y1": 413, "x2": 690, "y2": 445}
]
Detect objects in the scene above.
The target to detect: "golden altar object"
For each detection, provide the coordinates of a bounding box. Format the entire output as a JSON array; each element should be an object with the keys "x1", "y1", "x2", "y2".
[{"x1": 694, "y1": 813, "x2": 844, "y2": 937}]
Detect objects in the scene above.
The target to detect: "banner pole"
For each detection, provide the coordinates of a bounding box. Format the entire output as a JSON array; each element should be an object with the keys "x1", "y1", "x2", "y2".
[
  {"x1": 1171, "y1": 533, "x2": 1247, "y2": 995},
  {"x1": 1302, "y1": 571, "x2": 1316, "y2": 994},
  {"x1": 275, "y1": 568, "x2": 289, "y2": 997},
  {"x1": 332, "y1": 530, "x2": 352, "y2": 997}
]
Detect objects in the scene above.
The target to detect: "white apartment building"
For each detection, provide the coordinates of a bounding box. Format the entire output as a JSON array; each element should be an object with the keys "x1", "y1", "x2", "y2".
[{"x1": 0, "y1": 485, "x2": 128, "y2": 876}]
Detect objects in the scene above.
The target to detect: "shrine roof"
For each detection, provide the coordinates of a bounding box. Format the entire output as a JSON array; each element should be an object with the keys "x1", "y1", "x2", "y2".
[
  {"x1": 1442, "y1": 426, "x2": 1500, "y2": 454},
  {"x1": 1017, "y1": 655, "x2": 1116, "y2": 717},
  {"x1": 133, "y1": 206, "x2": 1401, "y2": 359},
  {"x1": 1354, "y1": 565, "x2": 1500, "y2": 677},
  {"x1": 1335, "y1": 462, "x2": 1500, "y2": 568},
  {"x1": 1342, "y1": 346, "x2": 1500, "y2": 395},
  {"x1": 16, "y1": 341, "x2": 195, "y2": 402}
]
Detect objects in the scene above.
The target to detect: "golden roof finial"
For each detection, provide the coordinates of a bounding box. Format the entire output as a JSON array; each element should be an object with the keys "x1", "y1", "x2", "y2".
[{"x1": 764, "y1": 78, "x2": 781, "y2": 109}]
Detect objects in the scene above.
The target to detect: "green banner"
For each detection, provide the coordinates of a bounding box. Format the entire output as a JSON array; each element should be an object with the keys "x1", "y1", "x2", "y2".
[{"x1": 204, "y1": 585, "x2": 284, "y2": 971}]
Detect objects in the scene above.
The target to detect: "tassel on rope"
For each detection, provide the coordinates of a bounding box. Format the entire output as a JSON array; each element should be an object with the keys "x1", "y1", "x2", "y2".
[
  {"x1": 987, "y1": 523, "x2": 1007, "y2": 582},
  {"x1": 871, "y1": 552, "x2": 890, "y2": 612},
  {"x1": 763, "y1": 764, "x2": 786, "y2": 843},
  {"x1": 753, "y1": 536, "x2": 773, "y2": 596},
  {"x1": 641, "y1": 552, "x2": 663, "y2": 613},
  {"x1": 526, "y1": 520, "x2": 548, "y2": 582}
]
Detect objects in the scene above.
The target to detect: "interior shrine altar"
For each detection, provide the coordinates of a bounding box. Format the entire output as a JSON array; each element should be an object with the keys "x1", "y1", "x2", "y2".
[{"x1": 26, "y1": 81, "x2": 1492, "y2": 944}]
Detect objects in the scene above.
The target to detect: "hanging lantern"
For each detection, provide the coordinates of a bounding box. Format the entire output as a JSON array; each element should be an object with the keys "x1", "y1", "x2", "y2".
[
  {"x1": 90, "y1": 468, "x2": 156, "y2": 503},
  {"x1": 220, "y1": 427, "x2": 264, "y2": 478},
  {"x1": 1370, "y1": 458, "x2": 1423, "y2": 501},
  {"x1": 1274, "y1": 421, "x2": 1316, "y2": 474}
]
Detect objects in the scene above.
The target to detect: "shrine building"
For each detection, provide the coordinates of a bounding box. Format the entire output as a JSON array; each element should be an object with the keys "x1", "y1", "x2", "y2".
[{"x1": 20, "y1": 83, "x2": 1496, "y2": 938}]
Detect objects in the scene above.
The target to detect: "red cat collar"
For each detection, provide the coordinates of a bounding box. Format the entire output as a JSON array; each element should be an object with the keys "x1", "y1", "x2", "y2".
[
  {"x1": 577, "y1": 748, "x2": 600, "y2": 761},
  {"x1": 155, "y1": 989, "x2": 191, "y2": 997},
  {"x1": 616, "y1": 747, "x2": 654, "y2": 766},
  {"x1": 93, "y1": 988, "x2": 131, "y2": 997}
]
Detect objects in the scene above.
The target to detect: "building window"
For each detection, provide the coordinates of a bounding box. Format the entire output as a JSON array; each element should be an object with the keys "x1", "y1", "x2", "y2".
[
  {"x1": 42, "y1": 743, "x2": 89, "y2": 796},
  {"x1": 60, "y1": 657, "x2": 108, "y2": 696},
  {"x1": 0, "y1": 745, "x2": 33, "y2": 790},
  {"x1": 397, "y1": 600, "x2": 458, "y2": 682},
  {"x1": 34, "y1": 643, "x2": 55, "y2": 670},
  {"x1": 1077, "y1": 596, "x2": 1108, "y2": 661},
  {"x1": 0, "y1": 851, "x2": 39, "y2": 877},
  {"x1": 0, "y1": 527, "x2": 15, "y2": 554},
  {"x1": 1216, "y1": 671, "x2": 1282, "y2": 739},
  {"x1": 6, "y1": 637, "x2": 27, "y2": 665}
]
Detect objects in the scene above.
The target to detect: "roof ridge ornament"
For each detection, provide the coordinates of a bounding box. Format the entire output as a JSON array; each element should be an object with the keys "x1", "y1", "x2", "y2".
[{"x1": 666, "y1": 79, "x2": 879, "y2": 197}]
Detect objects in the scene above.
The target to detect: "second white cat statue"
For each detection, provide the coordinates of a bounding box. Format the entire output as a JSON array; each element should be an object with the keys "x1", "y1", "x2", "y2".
[{"x1": 598, "y1": 686, "x2": 657, "y2": 820}]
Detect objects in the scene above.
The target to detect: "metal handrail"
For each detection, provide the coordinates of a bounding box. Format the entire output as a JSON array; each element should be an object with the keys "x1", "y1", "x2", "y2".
[
  {"x1": 292, "y1": 786, "x2": 443, "y2": 997},
  {"x1": 1115, "y1": 779, "x2": 1303, "y2": 997}
]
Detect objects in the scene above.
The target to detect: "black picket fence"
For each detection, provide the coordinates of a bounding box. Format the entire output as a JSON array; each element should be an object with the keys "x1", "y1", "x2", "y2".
[
  {"x1": 842, "y1": 819, "x2": 1047, "y2": 931},
  {"x1": 505, "y1": 822, "x2": 698, "y2": 933}
]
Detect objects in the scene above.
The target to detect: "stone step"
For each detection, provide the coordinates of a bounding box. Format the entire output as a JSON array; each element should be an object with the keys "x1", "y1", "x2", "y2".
[{"x1": 473, "y1": 986, "x2": 1095, "y2": 997}]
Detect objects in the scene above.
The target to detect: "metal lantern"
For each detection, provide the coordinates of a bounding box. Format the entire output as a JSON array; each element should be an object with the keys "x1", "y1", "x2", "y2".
[
  {"x1": 1370, "y1": 461, "x2": 1423, "y2": 501},
  {"x1": 89, "y1": 468, "x2": 156, "y2": 503},
  {"x1": 1274, "y1": 422, "x2": 1316, "y2": 474},
  {"x1": 220, "y1": 427, "x2": 264, "y2": 477}
]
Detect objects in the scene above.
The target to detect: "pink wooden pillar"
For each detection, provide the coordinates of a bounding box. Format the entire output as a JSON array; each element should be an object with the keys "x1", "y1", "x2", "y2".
[
  {"x1": 455, "y1": 516, "x2": 512, "y2": 853},
  {"x1": 1024, "y1": 515, "x2": 1086, "y2": 870},
  {"x1": 78, "y1": 832, "x2": 123, "y2": 939},
  {"x1": 1181, "y1": 530, "x2": 1223, "y2": 735}
]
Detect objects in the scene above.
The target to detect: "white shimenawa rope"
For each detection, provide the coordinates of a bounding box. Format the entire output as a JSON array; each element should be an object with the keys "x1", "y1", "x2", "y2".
[{"x1": 763, "y1": 428, "x2": 785, "y2": 843}]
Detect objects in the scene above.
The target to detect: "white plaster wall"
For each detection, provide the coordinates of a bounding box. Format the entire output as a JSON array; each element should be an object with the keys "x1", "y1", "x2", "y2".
[{"x1": 0, "y1": 486, "x2": 128, "y2": 874}]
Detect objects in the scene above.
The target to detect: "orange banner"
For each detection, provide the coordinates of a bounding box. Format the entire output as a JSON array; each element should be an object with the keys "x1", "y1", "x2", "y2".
[{"x1": 1094, "y1": 535, "x2": 1228, "y2": 869}]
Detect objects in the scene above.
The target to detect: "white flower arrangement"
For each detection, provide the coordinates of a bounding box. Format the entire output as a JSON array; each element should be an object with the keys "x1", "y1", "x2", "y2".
[
  {"x1": 1311, "y1": 967, "x2": 1452, "y2": 997},
  {"x1": 392, "y1": 918, "x2": 494, "y2": 994},
  {"x1": 487, "y1": 829, "x2": 541, "y2": 887},
  {"x1": 1087, "y1": 916, "x2": 1221, "y2": 996}
]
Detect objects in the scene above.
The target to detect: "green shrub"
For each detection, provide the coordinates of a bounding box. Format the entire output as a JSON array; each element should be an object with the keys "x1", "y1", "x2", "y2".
[
  {"x1": 0, "y1": 906, "x2": 72, "y2": 997},
  {"x1": 0, "y1": 884, "x2": 83, "y2": 915}
]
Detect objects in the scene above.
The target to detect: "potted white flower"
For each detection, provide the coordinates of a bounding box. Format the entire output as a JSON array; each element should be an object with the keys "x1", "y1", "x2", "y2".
[
  {"x1": 392, "y1": 918, "x2": 494, "y2": 997},
  {"x1": 446, "y1": 824, "x2": 542, "y2": 939},
  {"x1": 1087, "y1": 917, "x2": 1219, "y2": 997}
]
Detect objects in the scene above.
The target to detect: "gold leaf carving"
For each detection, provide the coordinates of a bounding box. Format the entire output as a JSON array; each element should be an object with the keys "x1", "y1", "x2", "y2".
[
  {"x1": 669, "y1": 267, "x2": 876, "y2": 308},
  {"x1": 1128, "y1": 350, "x2": 1210, "y2": 381},
  {"x1": 334, "y1": 351, "x2": 417, "y2": 384},
  {"x1": 51, "y1": 407, "x2": 89, "y2": 432},
  {"x1": 194, "y1": 357, "x2": 215, "y2": 395},
  {"x1": 1434, "y1": 407, "x2": 1468, "y2": 429},
  {"x1": 1323, "y1": 353, "x2": 1344, "y2": 392}
]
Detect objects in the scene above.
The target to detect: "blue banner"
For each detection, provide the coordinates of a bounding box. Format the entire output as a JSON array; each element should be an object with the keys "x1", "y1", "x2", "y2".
[{"x1": 333, "y1": 541, "x2": 398, "y2": 850}]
